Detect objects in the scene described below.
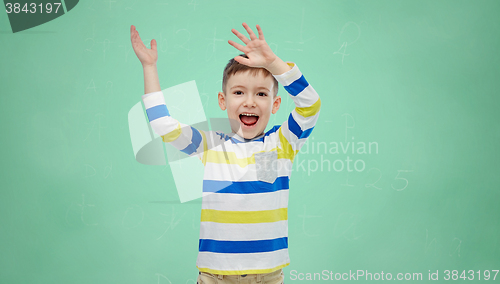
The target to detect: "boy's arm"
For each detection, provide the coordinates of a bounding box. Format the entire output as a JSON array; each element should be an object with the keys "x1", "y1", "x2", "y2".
[
  {"x1": 131, "y1": 25, "x2": 209, "y2": 163},
  {"x1": 142, "y1": 88, "x2": 208, "y2": 163},
  {"x1": 273, "y1": 61, "x2": 321, "y2": 162},
  {"x1": 143, "y1": 64, "x2": 161, "y2": 94},
  {"x1": 141, "y1": 64, "x2": 209, "y2": 163}
]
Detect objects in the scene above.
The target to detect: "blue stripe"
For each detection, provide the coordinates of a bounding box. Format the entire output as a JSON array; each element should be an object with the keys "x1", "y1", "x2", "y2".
[
  {"x1": 146, "y1": 104, "x2": 170, "y2": 121},
  {"x1": 199, "y1": 237, "x2": 288, "y2": 253},
  {"x1": 265, "y1": 125, "x2": 281, "y2": 137},
  {"x1": 203, "y1": 176, "x2": 289, "y2": 193},
  {"x1": 287, "y1": 113, "x2": 314, "y2": 139},
  {"x1": 283, "y1": 75, "x2": 308, "y2": 97},
  {"x1": 180, "y1": 126, "x2": 202, "y2": 155}
]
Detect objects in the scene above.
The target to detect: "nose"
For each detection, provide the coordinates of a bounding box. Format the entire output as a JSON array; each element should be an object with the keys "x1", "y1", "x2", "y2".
[{"x1": 243, "y1": 94, "x2": 256, "y2": 107}]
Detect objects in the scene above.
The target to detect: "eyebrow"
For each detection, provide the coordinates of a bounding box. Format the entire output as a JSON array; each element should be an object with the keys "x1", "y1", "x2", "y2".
[{"x1": 230, "y1": 85, "x2": 270, "y2": 92}]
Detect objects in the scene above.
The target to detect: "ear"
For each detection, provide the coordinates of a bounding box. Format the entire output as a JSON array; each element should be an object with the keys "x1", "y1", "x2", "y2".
[
  {"x1": 218, "y1": 91, "x2": 226, "y2": 111},
  {"x1": 271, "y1": 95, "x2": 281, "y2": 114}
]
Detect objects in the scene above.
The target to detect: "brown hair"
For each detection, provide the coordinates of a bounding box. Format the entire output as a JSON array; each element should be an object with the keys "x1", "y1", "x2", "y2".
[{"x1": 222, "y1": 53, "x2": 279, "y2": 98}]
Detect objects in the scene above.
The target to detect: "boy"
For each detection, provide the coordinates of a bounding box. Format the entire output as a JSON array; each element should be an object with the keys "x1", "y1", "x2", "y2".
[{"x1": 130, "y1": 22, "x2": 321, "y2": 284}]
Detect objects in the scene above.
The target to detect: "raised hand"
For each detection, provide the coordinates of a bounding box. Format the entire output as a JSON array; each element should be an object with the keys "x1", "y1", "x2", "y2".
[
  {"x1": 130, "y1": 25, "x2": 157, "y2": 67},
  {"x1": 228, "y1": 23, "x2": 278, "y2": 70}
]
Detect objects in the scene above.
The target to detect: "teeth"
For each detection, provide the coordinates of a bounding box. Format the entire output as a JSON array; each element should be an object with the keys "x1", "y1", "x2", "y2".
[{"x1": 241, "y1": 113, "x2": 258, "y2": 116}]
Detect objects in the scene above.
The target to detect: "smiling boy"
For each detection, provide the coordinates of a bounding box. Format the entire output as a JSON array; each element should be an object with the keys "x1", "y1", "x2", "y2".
[
  {"x1": 131, "y1": 22, "x2": 321, "y2": 283},
  {"x1": 219, "y1": 59, "x2": 281, "y2": 140}
]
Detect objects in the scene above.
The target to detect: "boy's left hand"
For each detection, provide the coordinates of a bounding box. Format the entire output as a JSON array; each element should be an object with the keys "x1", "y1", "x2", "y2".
[{"x1": 228, "y1": 23, "x2": 280, "y2": 71}]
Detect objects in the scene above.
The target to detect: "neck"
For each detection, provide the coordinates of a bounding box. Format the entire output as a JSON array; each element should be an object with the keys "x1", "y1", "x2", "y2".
[{"x1": 233, "y1": 131, "x2": 264, "y2": 140}]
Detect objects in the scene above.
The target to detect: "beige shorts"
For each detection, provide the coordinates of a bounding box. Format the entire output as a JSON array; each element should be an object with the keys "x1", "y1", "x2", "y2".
[{"x1": 197, "y1": 268, "x2": 284, "y2": 284}]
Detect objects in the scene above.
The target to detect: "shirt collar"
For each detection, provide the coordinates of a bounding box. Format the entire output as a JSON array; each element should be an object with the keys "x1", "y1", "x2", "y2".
[{"x1": 230, "y1": 132, "x2": 265, "y2": 142}]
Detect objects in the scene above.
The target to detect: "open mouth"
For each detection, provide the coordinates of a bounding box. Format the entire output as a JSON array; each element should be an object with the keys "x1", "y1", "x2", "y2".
[{"x1": 239, "y1": 113, "x2": 259, "y2": 127}]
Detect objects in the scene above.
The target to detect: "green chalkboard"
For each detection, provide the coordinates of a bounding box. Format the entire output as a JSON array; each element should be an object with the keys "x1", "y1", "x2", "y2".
[{"x1": 1, "y1": 0, "x2": 499, "y2": 283}]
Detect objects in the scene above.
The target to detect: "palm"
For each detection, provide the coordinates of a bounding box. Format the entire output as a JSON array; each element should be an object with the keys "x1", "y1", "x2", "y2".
[
  {"x1": 130, "y1": 25, "x2": 157, "y2": 66},
  {"x1": 228, "y1": 23, "x2": 277, "y2": 68},
  {"x1": 242, "y1": 40, "x2": 275, "y2": 67}
]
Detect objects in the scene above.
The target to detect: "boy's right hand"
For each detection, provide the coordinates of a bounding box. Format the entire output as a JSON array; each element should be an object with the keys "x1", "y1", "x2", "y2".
[{"x1": 130, "y1": 25, "x2": 157, "y2": 67}]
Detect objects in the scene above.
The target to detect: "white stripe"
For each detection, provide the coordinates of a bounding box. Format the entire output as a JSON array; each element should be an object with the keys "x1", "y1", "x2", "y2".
[
  {"x1": 201, "y1": 191, "x2": 289, "y2": 211},
  {"x1": 149, "y1": 116, "x2": 180, "y2": 136},
  {"x1": 141, "y1": 91, "x2": 165, "y2": 109},
  {"x1": 241, "y1": 133, "x2": 280, "y2": 148},
  {"x1": 196, "y1": 249, "x2": 290, "y2": 271},
  {"x1": 204, "y1": 158, "x2": 292, "y2": 182},
  {"x1": 273, "y1": 63, "x2": 302, "y2": 86},
  {"x1": 291, "y1": 84, "x2": 320, "y2": 108},
  {"x1": 202, "y1": 191, "x2": 215, "y2": 197},
  {"x1": 199, "y1": 220, "x2": 288, "y2": 241}
]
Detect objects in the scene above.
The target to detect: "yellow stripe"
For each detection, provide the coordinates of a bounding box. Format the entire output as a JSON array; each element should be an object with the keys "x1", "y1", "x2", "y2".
[
  {"x1": 200, "y1": 130, "x2": 208, "y2": 165},
  {"x1": 295, "y1": 97, "x2": 321, "y2": 117},
  {"x1": 205, "y1": 147, "x2": 279, "y2": 166},
  {"x1": 161, "y1": 122, "x2": 181, "y2": 142},
  {"x1": 204, "y1": 130, "x2": 298, "y2": 164},
  {"x1": 201, "y1": 208, "x2": 287, "y2": 223},
  {"x1": 197, "y1": 263, "x2": 290, "y2": 275},
  {"x1": 206, "y1": 149, "x2": 253, "y2": 167},
  {"x1": 277, "y1": 127, "x2": 299, "y2": 162}
]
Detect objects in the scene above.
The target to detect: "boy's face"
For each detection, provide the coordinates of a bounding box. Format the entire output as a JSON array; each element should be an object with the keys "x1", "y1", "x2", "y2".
[{"x1": 218, "y1": 70, "x2": 281, "y2": 139}]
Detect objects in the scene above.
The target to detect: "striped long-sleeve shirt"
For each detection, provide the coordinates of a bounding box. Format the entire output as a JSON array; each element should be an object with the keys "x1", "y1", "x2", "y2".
[{"x1": 141, "y1": 62, "x2": 321, "y2": 275}]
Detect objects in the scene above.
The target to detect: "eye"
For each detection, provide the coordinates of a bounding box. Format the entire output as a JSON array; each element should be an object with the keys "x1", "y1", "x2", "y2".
[
  {"x1": 234, "y1": 91, "x2": 243, "y2": 95},
  {"x1": 257, "y1": 92, "x2": 267, "y2": 96}
]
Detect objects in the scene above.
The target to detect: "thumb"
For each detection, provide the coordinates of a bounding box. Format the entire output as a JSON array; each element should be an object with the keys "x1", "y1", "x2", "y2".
[
  {"x1": 235, "y1": 55, "x2": 251, "y2": 66},
  {"x1": 151, "y1": 39, "x2": 157, "y2": 51}
]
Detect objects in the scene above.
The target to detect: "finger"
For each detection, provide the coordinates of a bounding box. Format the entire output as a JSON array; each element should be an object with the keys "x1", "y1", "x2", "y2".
[
  {"x1": 132, "y1": 29, "x2": 147, "y2": 50},
  {"x1": 231, "y1": 28, "x2": 250, "y2": 45},
  {"x1": 228, "y1": 39, "x2": 248, "y2": 53},
  {"x1": 256, "y1": 24, "x2": 265, "y2": 40},
  {"x1": 242, "y1": 22, "x2": 257, "y2": 41},
  {"x1": 130, "y1": 25, "x2": 136, "y2": 40},
  {"x1": 151, "y1": 39, "x2": 157, "y2": 51},
  {"x1": 131, "y1": 26, "x2": 138, "y2": 39},
  {"x1": 131, "y1": 27, "x2": 138, "y2": 44},
  {"x1": 131, "y1": 29, "x2": 140, "y2": 46},
  {"x1": 234, "y1": 55, "x2": 252, "y2": 66}
]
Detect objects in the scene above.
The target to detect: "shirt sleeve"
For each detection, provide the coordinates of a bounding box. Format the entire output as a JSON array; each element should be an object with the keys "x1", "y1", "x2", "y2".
[
  {"x1": 141, "y1": 91, "x2": 210, "y2": 164},
  {"x1": 272, "y1": 62, "x2": 321, "y2": 163}
]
